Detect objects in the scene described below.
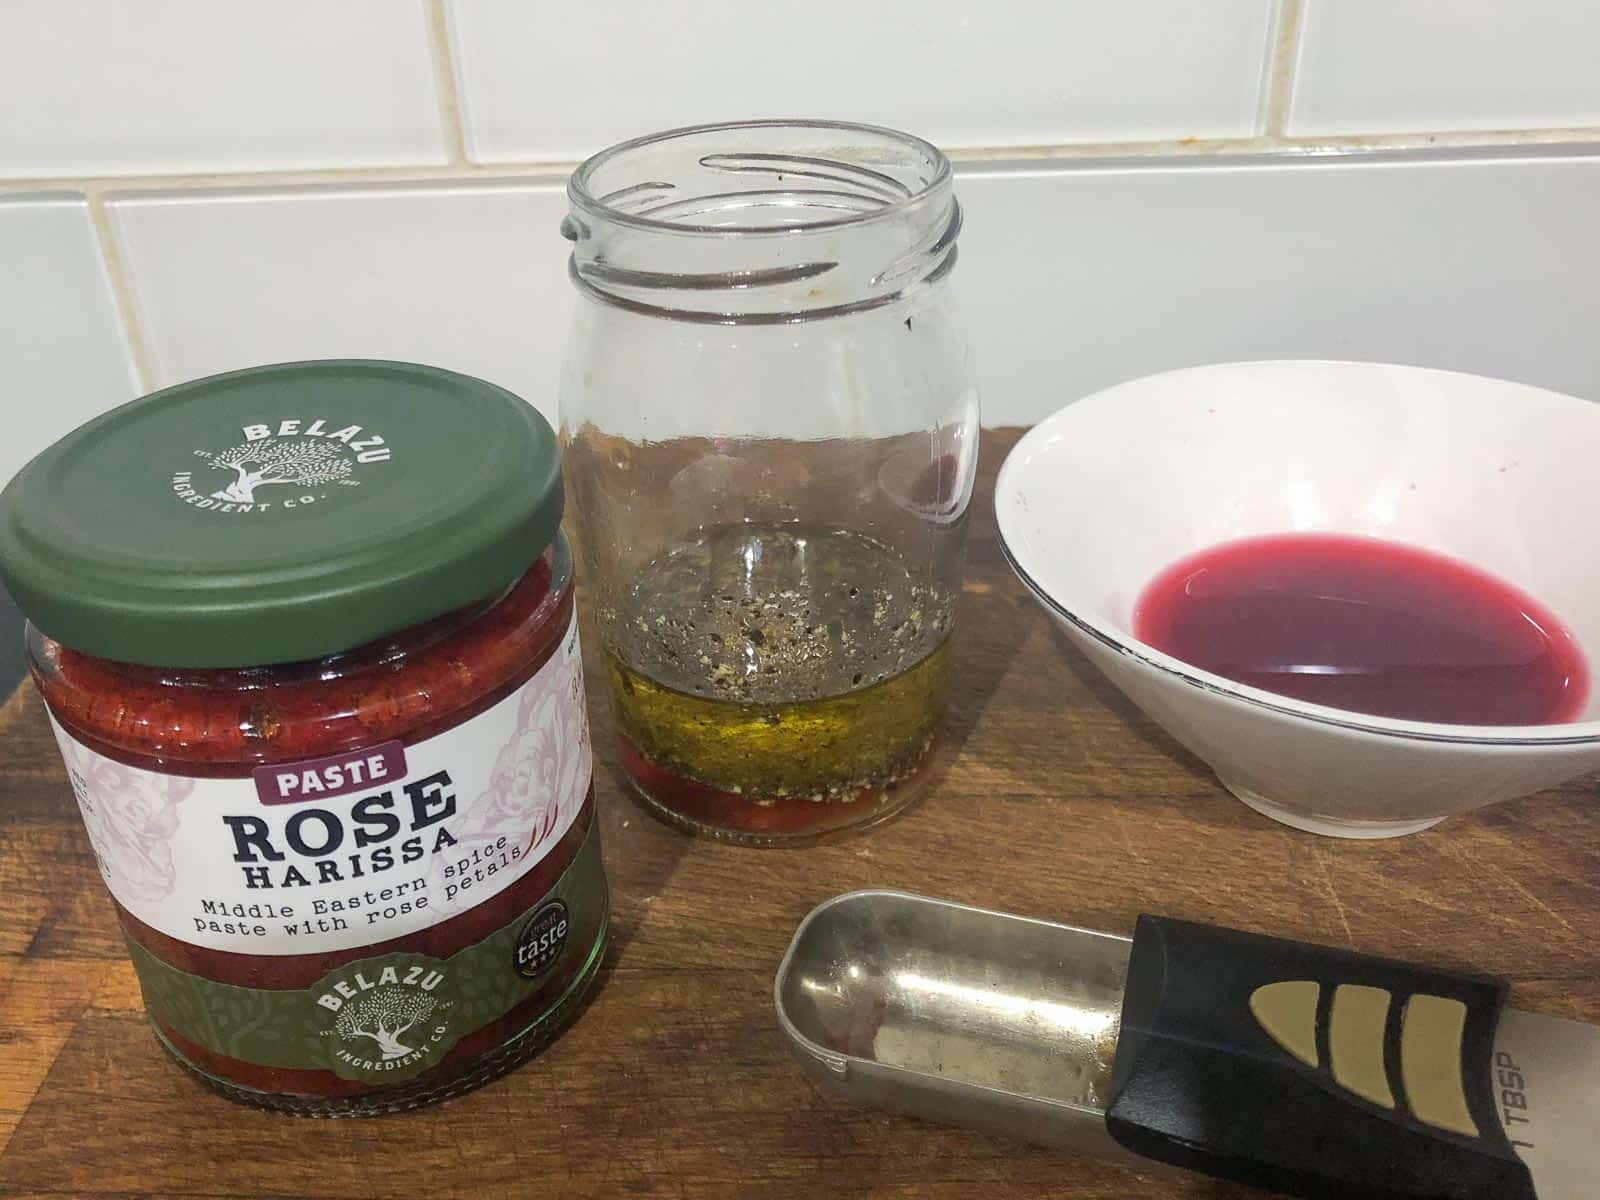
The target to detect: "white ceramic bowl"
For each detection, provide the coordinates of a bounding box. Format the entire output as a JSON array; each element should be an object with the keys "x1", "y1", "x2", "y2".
[{"x1": 995, "y1": 360, "x2": 1600, "y2": 838}]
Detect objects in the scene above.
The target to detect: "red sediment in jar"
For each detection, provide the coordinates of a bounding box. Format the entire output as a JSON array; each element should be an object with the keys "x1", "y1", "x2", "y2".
[{"x1": 618, "y1": 736, "x2": 934, "y2": 839}]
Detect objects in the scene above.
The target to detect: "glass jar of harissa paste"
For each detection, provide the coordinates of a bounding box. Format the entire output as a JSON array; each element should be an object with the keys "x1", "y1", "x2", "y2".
[{"x1": 0, "y1": 360, "x2": 606, "y2": 1114}]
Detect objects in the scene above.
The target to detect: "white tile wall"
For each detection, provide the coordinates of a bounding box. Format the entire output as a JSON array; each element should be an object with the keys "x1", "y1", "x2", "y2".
[
  {"x1": 1290, "y1": 1, "x2": 1600, "y2": 136},
  {"x1": 957, "y1": 151, "x2": 1600, "y2": 424},
  {"x1": 447, "y1": 0, "x2": 1276, "y2": 161},
  {"x1": 3, "y1": 0, "x2": 1600, "y2": 493},
  {"x1": 0, "y1": 0, "x2": 446, "y2": 178},
  {"x1": 0, "y1": 196, "x2": 138, "y2": 488},
  {"x1": 106, "y1": 183, "x2": 572, "y2": 425},
  {"x1": 91, "y1": 151, "x2": 1600, "y2": 442}
]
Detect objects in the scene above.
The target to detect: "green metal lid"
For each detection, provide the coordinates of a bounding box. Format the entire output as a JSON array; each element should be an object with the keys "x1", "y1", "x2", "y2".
[{"x1": 0, "y1": 360, "x2": 562, "y2": 668}]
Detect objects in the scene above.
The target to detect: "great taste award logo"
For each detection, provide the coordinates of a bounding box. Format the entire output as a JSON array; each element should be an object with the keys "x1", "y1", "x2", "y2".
[{"x1": 171, "y1": 418, "x2": 392, "y2": 514}]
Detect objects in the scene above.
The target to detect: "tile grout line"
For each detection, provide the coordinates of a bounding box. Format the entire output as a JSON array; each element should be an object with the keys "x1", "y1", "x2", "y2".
[
  {"x1": 947, "y1": 126, "x2": 1600, "y2": 161},
  {"x1": 83, "y1": 190, "x2": 155, "y2": 392},
  {"x1": 5, "y1": 125, "x2": 1600, "y2": 199},
  {"x1": 423, "y1": 0, "x2": 471, "y2": 166},
  {"x1": 0, "y1": 161, "x2": 580, "y2": 195},
  {"x1": 1262, "y1": 0, "x2": 1306, "y2": 138}
]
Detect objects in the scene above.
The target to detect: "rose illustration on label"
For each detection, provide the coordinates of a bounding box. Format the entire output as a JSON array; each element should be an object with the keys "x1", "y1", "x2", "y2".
[
  {"x1": 428, "y1": 626, "x2": 592, "y2": 910},
  {"x1": 501, "y1": 642, "x2": 590, "y2": 844},
  {"x1": 317, "y1": 953, "x2": 458, "y2": 1083},
  {"x1": 59, "y1": 734, "x2": 191, "y2": 903},
  {"x1": 204, "y1": 437, "x2": 352, "y2": 502}
]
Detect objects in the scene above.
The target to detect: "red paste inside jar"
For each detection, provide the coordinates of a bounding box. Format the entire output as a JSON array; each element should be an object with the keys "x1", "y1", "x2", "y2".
[{"x1": 40, "y1": 554, "x2": 565, "y2": 769}]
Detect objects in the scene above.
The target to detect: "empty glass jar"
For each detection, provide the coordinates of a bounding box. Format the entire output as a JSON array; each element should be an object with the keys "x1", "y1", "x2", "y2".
[{"x1": 560, "y1": 120, "x2": 980, "y2": 844}]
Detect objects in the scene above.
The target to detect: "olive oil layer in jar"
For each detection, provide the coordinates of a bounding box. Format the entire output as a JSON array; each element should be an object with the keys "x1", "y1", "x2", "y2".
[{"x1": 606, "y1": 524, "x2": 954, "y2": 841}]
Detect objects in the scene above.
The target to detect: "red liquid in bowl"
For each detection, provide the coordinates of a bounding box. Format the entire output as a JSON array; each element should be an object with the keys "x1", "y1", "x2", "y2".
[{"x1": 1133, "y1": 533, "x2": 1588, "y2": 725}]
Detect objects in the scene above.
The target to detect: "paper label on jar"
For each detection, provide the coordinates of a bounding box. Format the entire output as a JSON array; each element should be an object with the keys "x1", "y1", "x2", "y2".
[{"x1": 49, "y1": 612, "x2": 592, "y2": 956}]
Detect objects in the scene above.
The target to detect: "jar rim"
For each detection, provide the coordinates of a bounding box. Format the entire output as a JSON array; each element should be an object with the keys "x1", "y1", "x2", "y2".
[{"x1": 567, "y1": 118, "x2": 953, "y2": 238}]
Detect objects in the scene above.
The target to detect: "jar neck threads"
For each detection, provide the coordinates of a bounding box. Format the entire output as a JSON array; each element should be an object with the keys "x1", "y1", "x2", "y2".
[{"x1": 564, "y1": 120, "x2": 959, "y2": 325}]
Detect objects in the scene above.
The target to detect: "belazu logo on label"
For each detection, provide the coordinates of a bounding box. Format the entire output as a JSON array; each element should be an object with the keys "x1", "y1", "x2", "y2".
[
  {"x1": 170, "y1": 417, "x2": 391, "y2": 516},
  {"x1": 253, "y1": 741, "x2": 408, "y2": 806},
  {"x1": 514, "y1": 901, "x2": 570, "y2": 980},
  {"x1": 315, "y1": 952, "x2": 459, "y2": 1084}
]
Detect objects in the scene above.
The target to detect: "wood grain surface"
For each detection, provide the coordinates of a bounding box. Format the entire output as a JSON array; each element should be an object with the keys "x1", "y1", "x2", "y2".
[{"x1": 2, "y1": 428, "x2": 1596, "y2": 1199}]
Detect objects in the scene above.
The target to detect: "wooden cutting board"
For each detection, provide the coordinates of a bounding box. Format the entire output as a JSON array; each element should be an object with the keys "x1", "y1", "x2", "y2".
[{"x1": 2, "y1": 428, "x2": 1596, "y2": 1199}]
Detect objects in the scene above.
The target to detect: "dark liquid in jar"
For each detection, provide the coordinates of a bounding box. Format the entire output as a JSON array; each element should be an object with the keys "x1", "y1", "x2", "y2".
[
  {"x1": 605, "y1": 523, "x2": 954, "y2": 841},
  {"x1": 1134, "y1": 533, "x2": 1587, "y2": 725}
]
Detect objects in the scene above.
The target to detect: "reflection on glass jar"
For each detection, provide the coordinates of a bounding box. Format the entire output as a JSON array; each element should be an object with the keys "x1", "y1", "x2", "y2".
[{"x1": 559, "y1": 121, "x2": 980, "y2": 844}]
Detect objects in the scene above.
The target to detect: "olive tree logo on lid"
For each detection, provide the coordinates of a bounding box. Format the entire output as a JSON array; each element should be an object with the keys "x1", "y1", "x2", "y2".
[
  {"x1": 316, "y1": 952, "x2": 459, "y2": 1083},
  {"x1": 206, "y1": 438, "x2": 350, "y2": 502},
  {"x1": 170, "y1": 418, "x2": 392, "y2": 515}
]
